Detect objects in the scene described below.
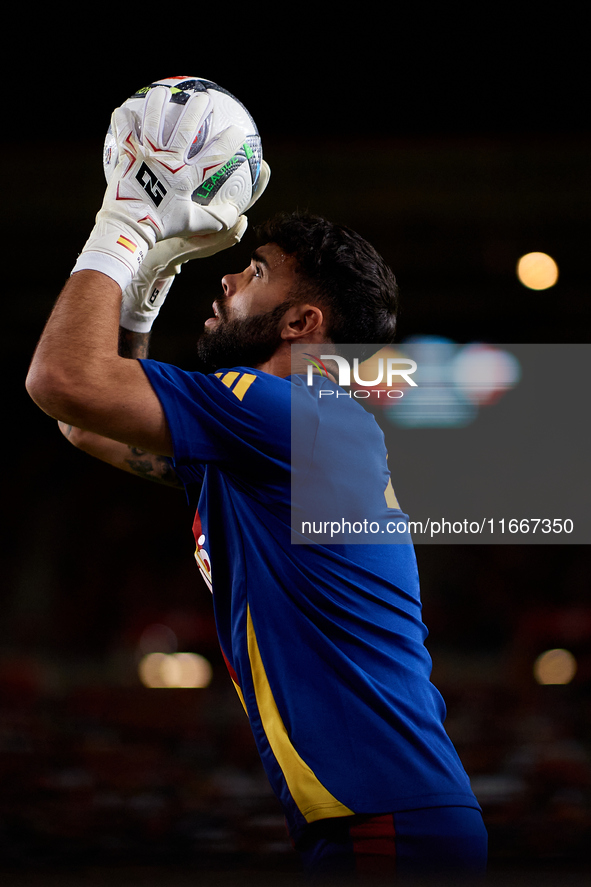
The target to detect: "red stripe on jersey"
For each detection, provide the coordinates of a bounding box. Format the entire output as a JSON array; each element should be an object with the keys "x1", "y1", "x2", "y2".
[{"x1": 220, "y1": 646, "x2": 240, "y2": 688}]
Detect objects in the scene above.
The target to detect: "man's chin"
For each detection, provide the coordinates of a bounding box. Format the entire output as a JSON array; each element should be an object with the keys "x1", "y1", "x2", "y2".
[
  {"x1": 196, "y1": 302, "x2": 290, "y2": 373},
  {"x1": 196, "y1": 327, "x2": 241, "y2": 373}
]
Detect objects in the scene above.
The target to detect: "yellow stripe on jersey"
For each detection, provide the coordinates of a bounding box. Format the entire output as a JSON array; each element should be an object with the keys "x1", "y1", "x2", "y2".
[
  {"x1": 232, "y1": 373, "x2": 257, "y2": 401},
  {"x1": 246, "y1": 606, "x2": 353, "y2": 823},
  {"x1": 214, "y1": 371, "x2": 257, "y2": 401},
  {"x1": 231, "y1": 678, "x2": 248, "y2": 715},
  {"x1": 220, "y1": 371, "x2": 240, "y2": 388},
  {"x1": 384, "y1": 478, "x2": 400, "y2": 509}
]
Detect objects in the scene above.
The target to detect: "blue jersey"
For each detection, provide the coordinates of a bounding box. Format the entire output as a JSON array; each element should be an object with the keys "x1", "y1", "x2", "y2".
[{"x1": 140, "y1": 360, "x2": 480, "y2": 841}]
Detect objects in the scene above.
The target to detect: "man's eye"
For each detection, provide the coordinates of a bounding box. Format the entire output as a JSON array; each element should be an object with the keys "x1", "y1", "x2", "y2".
[{"x1": 253, "y1": 264, "x2": 262, "y2": 278}]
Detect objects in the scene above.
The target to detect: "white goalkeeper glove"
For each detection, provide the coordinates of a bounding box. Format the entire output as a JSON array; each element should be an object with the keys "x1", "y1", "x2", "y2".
[
  {"x1": 72, "y1": 85, "x2": 247, "y2": 291},
  {"x1": 119, "y1": 159, "x2": 271, "y2": 333},
  {"x1": 119, "y1": 216, "x2": 247, "y2": 332}
]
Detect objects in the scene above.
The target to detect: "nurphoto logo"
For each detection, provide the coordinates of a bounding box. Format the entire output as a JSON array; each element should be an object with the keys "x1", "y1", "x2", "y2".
[{"x1": 303, "y1": 351, "x2": 418, "y2": 400}]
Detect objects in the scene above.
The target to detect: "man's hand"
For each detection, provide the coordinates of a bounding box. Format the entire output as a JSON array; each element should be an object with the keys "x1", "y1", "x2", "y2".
[
  {"x1": 72, "y1": 86, "x2": 247, "y2": 291},
  {"x1": 119, "y1": 159, "x2": 271, "y2": 333},
  {"x1": 120, "y1": 216, "x2": 248, "y2": 333}
]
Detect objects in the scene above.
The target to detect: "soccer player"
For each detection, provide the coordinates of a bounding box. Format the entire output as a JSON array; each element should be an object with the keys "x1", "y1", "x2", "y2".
[{"x1": 26, "y1": 86, "x2": 487, "y2": 881}]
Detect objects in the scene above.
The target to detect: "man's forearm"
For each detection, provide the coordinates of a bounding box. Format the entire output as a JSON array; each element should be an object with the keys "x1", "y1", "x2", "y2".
[
  {"x1": 118, "y1": 328, "x2": 151, "y2": 360},
  {"x1": 58, "y1": 422, "x2": 182, "y2": 487}
]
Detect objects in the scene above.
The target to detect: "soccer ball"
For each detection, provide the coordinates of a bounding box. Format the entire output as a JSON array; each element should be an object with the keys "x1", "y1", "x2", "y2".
[{"x1": 103, "y1": 75, "x2": 263, "y2": 216}]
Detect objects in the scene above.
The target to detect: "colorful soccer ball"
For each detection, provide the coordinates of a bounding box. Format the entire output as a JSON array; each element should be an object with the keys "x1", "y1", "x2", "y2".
[{"x1": 103, "y1": 75, "x2": 263, "y2": 215}]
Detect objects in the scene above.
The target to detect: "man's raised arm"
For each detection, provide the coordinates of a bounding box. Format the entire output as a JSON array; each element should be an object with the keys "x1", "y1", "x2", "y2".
[
  {"x1": 26, "y1": 269, "x2": 174, "y2": 454},
  {"x1": 26, "y1": 83, "x2": 269, "y2": 455},
  {"x1": 26, "y1": 85, "x2": 253, "y2": 454}
]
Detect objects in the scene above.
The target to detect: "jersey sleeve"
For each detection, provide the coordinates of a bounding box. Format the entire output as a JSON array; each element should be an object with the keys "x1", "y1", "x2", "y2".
[{"x1": 139, "y1": 359, "x2": 291, "y2": 479}]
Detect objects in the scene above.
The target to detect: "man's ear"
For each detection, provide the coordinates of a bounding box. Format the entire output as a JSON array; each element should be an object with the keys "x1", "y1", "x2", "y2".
[{"x1": 281, "y1": 305, "x2": 325, "y2": 341}]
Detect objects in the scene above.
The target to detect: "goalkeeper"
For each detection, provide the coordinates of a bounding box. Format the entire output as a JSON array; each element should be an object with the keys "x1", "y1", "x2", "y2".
[{"x1": 26, "y1": 85, "x2": 487, "y2": 881}]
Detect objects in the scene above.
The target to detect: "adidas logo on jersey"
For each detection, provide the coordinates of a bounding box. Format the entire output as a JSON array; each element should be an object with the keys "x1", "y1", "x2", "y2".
[{"x1": 215, "y1": 371, "x2": 257, "y2": 401}]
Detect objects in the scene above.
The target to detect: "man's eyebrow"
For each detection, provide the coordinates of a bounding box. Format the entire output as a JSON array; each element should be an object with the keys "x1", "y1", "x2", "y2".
[{"x1": 251, "y1": 249, "x2": 269, "y2": 268}]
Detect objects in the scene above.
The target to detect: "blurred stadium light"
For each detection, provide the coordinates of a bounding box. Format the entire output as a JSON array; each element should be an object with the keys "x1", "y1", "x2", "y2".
[
  {"x1": 138, "y1": 651, "x2": 213, "y2": 689},
  {"x1": 517, "y1": 251, "x2": 559, "y2": 290},
  {"x1": 376, "y1": 336, "x2": 521, "y2": 427},
  {"x1": 533, "y1": 648, "x2": 577, "y2": 685}
]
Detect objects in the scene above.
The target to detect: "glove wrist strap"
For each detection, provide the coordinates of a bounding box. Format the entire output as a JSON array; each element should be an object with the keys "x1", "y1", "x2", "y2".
[
  {"x1": 72, "y1": 220, "x2": 151, "y2": 290},
  {"x1": 71, "y1": 250, "x2": 135, "y2": 291}
]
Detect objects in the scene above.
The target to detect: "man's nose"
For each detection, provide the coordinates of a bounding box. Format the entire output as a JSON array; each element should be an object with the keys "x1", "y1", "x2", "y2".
[{"x1": 221, "y1": 272, "x2": 240, "y2": 298}]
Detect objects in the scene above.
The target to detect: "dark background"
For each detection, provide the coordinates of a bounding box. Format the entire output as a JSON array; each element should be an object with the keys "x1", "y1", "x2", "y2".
[{"x1": 3, "y1": 10, "x2": 591, "y2": 885}]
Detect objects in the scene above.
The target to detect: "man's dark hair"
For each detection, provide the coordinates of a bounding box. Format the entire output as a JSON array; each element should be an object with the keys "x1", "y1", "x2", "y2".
[{"x1": 253, "y1": 211, "x2": 398, "y2": 358}]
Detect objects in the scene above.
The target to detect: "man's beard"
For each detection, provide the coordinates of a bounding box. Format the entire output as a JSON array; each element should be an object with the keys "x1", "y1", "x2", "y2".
[{"x1": 196, "y1": 298, "x2": 295, "y2": 374}]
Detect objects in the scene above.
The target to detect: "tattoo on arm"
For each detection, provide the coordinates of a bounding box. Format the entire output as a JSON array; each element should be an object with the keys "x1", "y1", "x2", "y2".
[
  {"x1": 117, "y1": 330, "x2": 181, "y2": 486},
  {"x1": 124, "y1": 447, "x2": 183, "y2": 487},
  {"x1": 118, "y1": 328, "x2": 151, "y2": 359},
  {"x1": 57, "y1": 332, "x2": 181, "y2": 486}
]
